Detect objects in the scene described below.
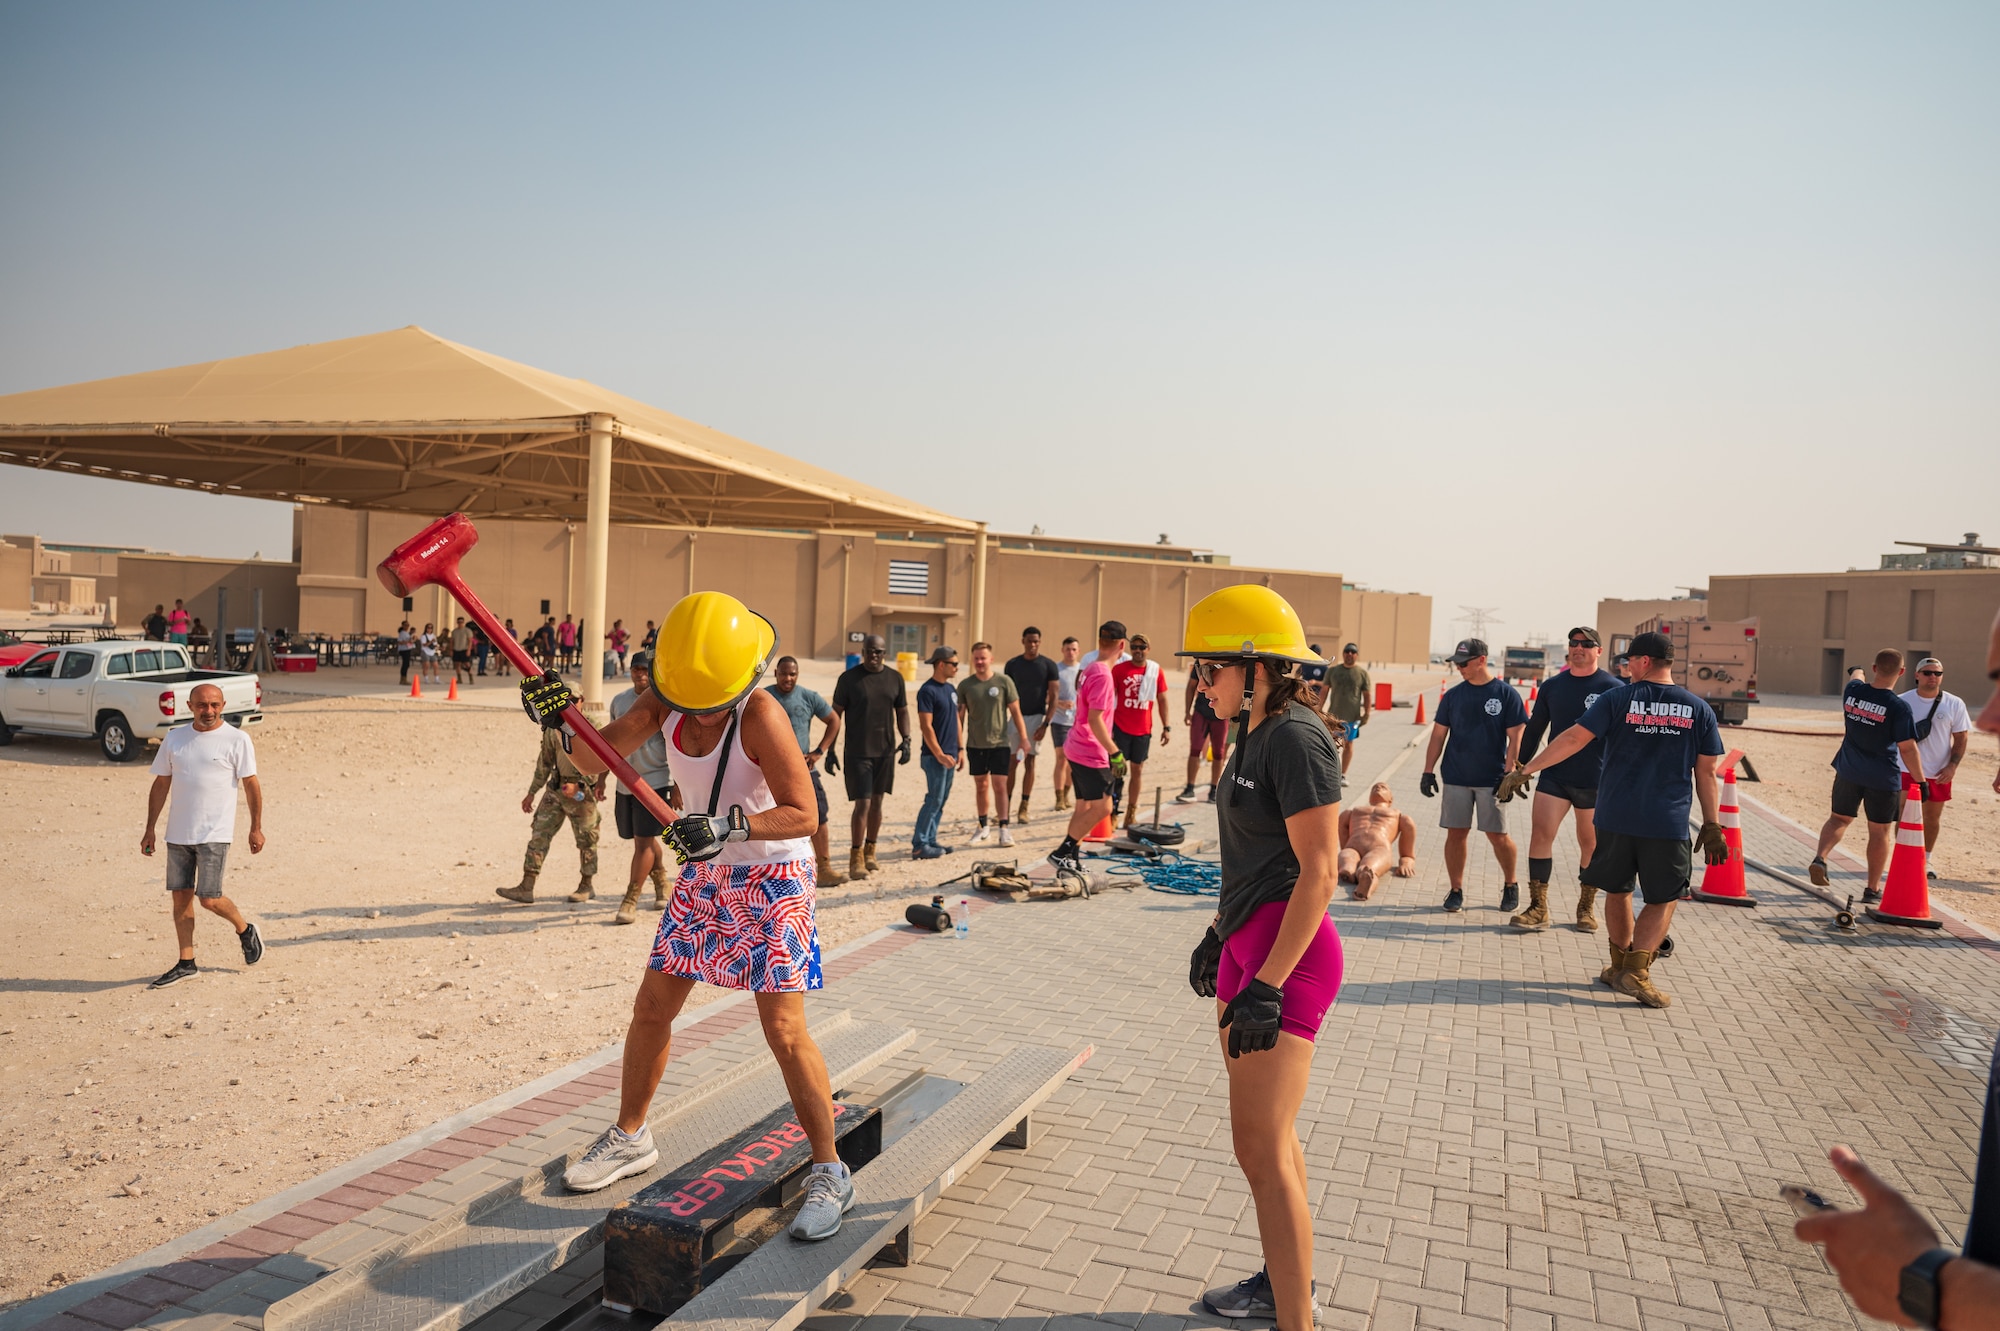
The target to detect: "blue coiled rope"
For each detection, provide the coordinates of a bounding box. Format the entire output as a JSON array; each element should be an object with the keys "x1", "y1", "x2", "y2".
[{"x1": 1097, "y1": 849, "x2": 1223, "y2": 895}]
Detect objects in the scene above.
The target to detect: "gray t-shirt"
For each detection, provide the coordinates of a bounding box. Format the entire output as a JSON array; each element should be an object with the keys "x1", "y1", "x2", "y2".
[
  {"x1": 1215, "y1": 701, "x2": 1344, "y2": 939},
  {"x1": 611, "y1": 688, "x2": 673, "y2": 790}
]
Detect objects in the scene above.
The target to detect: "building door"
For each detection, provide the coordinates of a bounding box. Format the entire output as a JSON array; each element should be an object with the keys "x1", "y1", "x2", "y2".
[
  {"x1": 887, "y1": 622, "x2": 927, "y2": 661},
  {"x1": 1822, "y1": 648, "x2": 1847, "y2": 696}
]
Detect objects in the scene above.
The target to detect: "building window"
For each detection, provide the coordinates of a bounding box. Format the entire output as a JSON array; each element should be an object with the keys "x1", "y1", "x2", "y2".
[
  {"x1": 1908, "y1": 588, "x2": 1935, "y2": 642},
  {"x1": 888, "y1": 559, "x2": 929, "y2": 598}
]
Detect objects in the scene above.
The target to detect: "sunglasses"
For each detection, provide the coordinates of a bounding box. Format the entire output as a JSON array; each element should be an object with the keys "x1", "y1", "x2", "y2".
[
  {"x1": 1568, "y1": 639, "x2": 1597, "y2": 648},
  {"x1": 1918, "y1": 669, "x2": 1942, "y2": 677},
  {"x1": 1193, "y1": 660, "x2": 1229, "y2": 686}
]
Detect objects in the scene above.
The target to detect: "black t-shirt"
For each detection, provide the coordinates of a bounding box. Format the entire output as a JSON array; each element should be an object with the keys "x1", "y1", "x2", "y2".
[
  {"x1": 1832, "y1": 679, "x2": 1916, "y2": 791},
  {"x1": 1520, "y1": 669, "x2": 1620, "y2": 788},
  {"x1": 1435, "y1": 677, "x2": 1528, "y2": 787},
  {"x1": 1215, "y1": 702, "x2": 1344, "y2": 939},
  {"x1": 1578, "y1": 681, "x2": 1724, "y2": 839},
  {"x1": 832, "y1": 664, "x2": 907, "y2": 759},
  {"x1": 1966, "y1": 1031, "x2": 2000, "y2": 1264},
  {"x1": 1003, "y1": 653, "x2": 1060, "y2": 719}
]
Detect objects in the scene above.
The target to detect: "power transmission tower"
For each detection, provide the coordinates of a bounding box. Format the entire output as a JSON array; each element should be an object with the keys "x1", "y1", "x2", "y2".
[{"x1": 1455, "y1": 606, "x2": 1502, "y2": 642}]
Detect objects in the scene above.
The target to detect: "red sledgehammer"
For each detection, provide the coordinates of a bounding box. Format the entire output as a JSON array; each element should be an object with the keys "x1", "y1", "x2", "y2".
[{"x1": 377, "y1": 512, "x2": 678, "y2": 829}]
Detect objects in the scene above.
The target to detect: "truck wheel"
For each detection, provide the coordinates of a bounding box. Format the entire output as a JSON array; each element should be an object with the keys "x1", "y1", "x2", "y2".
[
  {"x1": 99, "y1": 713, "x2": 139, "y2": 762},
  {"x1": 0, "y1": 711, "x2": 12, "y2": 745}
]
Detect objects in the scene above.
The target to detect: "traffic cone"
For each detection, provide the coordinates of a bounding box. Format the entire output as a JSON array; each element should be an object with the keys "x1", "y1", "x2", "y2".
[
  {"x1": 1528, "y1": 681, "x2": 1538, "y2": 703},
  {"x1": 1692, "y1": 765, "x2": 1755, "y2": 906},
  {"x1": 410, "y1": 676, "x2": 421, "y2": 698},
  {"x1": 1082, "y1": 813, "x2": 1117, "y2": 842},
  {"x1": 1413, "y1": 692, "x2": 1426, "y2": 725},
  {"x1": 1867, "y1": 794, "x2": 1943, "y2": 929},
  {"x1": 447, "y1": 677, "x2": 459, "y2": 701}
]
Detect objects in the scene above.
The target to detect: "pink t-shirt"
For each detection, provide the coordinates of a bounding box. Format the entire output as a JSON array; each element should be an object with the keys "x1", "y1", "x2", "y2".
[
  {"x1": 558, "y1": 621, "x2": 577, "y2": 647},
  {"x1": 1062, "y1": 661, "x2": 1116, "y2": 768}
]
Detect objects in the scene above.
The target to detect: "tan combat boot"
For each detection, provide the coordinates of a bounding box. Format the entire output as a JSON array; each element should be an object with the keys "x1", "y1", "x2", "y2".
[
  {"x1": 613, "y1": 886, "x2": 642, "y2": 925},
  {"x1": 1509, "y1": 880, "x2": 1550, "y2": 930},
  {"x1": 817, "y1": 856, "x2": 849, "y2": 888},
  {"x1": 567, "y1": 875, "x2": 595, "y2": 903},
  {"x1": 496, "y1": 873, "x2": 537, "y2": 904},
  {"x1": 1017, "y1": 798, "x2": 1031, "y2": 825},
  {"x1": 1575, "y1": 884, "x2": 1600, "y2": 932},
  {"x1": 1597, "y1": 939, "x2": 1626, "y2": 987},
  {"x1": 849, "y1": 847, "x2": 868, "y2": 880},
  {"x1": 1610, "y1": 948, "x2": 1672, "y2": 1008},
  {"x1": 863, "y1": 842, "x2": 881, "y2": 874},
  {"x1": 650, "y1": 865, "x2": 670, "y2": 905}
]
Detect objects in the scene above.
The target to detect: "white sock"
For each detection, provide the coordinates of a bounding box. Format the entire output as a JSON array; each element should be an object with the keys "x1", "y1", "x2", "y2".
[
  {"x1": 810, "y1": 1160, "x2": 848, "y2": 1179},
  {"x1": 612, "y1": 1123, "x2": 646, "y2": 1142}
]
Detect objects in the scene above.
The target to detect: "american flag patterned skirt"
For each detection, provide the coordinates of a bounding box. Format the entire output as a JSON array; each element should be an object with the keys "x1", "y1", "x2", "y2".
[{"x1": 647, "y1": 857, "x2": 824, "y2": 993}]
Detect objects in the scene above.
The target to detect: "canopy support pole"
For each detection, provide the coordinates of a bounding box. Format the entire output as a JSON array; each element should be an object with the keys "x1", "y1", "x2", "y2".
[
  {"x1": 580, "y1": 413, "x2": 614, "y2": 717},
  {"x1": 971, "y1": 522, "x2": 989, "y2": 644}
]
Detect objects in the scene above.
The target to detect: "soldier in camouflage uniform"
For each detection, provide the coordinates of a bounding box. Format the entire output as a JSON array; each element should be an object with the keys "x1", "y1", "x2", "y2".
[{"x1": 496, "y1": 725, "x2": 604, "y2": 904}]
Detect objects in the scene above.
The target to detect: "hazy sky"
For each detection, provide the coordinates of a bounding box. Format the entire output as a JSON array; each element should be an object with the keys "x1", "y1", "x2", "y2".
[{"x1": 3, "y1": 3, "x2": 1995, "y2": 649}]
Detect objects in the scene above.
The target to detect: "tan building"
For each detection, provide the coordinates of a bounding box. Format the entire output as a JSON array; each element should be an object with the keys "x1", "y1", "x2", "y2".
[{"x1": 1597, "y1": 592, "x2": 1707, "y2": 648}]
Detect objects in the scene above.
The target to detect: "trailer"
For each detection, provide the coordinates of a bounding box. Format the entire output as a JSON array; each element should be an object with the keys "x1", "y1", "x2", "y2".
[
  {"x1": 1631, "y1": 615, "x2": 1761, "y2": 725},
  {"x1": 1502, "y1": 645, "x2": 1548, "y2": 683}
]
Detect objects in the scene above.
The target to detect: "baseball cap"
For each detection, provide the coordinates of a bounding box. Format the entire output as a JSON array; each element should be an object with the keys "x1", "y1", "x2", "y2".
[
  {"x1": 926, "y1": 645, "x2": 958, "y2": 664},
  {"x1": 1566, "y1": 626, "x2": 1600, "y2": 646},
  {"x1": 1130, "y1": 632, "x2": 1150, "y2": 650},
  {"x1": 1098, "y1": 620, "x2": 1127, "y2": 641},
  {"x1": 1342, "y1": 642, "x2": 1359, "y2": 653},
  {"x1": 1448, "y1": 638, "x2": 1488, "y2": 665},
  {"x1": 1627, "y1": 630, "x2": 1674, "y2": 662},
  {"x1": 1917, "y1": 656, "x2": 1944, "y2": 671}
]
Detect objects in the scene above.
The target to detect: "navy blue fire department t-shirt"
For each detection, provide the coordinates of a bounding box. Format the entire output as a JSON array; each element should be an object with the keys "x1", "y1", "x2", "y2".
[
  {"x1": 1831, "y1": 679, "x2": 1916, "y2": 791},
  {"x1": 1520, "y1": 668, "x2": 1621, "y2": 790},
  {"x1": 1577, "y1": 681, "x2": 1724, "y2": 840},
  {"x1": 1436, "y1": 677, "x2": 1528, "y2": 787}
]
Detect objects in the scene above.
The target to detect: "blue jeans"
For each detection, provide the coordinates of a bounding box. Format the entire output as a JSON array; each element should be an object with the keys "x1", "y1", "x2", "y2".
[{"x1": 915, "y1": 751, "x2": 955, "y2": 849}]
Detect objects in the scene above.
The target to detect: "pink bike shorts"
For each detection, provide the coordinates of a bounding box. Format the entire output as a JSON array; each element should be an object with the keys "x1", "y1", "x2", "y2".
[{"x1": 1217, "y1": 899, "x2": 1344, "y2": 1042}]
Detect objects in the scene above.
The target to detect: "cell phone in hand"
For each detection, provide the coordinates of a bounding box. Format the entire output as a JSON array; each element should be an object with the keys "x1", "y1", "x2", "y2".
[{"x1": 1780, "y1": 1184, "x2": 1837, "y2": 1217}]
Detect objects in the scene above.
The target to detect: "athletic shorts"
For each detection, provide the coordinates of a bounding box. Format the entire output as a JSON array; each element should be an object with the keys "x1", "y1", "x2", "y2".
[
  {"x1": 1581, "y1": 831, "x2": 1691, "y2": 906},
  {"x1": 1114, "y1": 730, "x2": 1152, "y2": 764},
  {"x1": 1006, "y1": 714, "x2": 1045, "y2": 757},
  {"x1": 1901, "y1": 773, "x2": 1951, "y2": 804},
  {"x1": 1218, "y1": 900, "x2": 1344, "y2": 1043},
  {"x1": 615, "y1": 784, "x2": 674, "y2": 840},
  {"x1": 843, "y1": 752, "x2": 896, "y2": 801},
  {"x1": 1831, "y1": 775, "x2": 1899, "y2": 824},
  {"x1": 966, "y1": 746, "x2": 1011, "y2": 777},
  {"x1": 165, "y1": 842, "x2": 229, "y2": 898},
  {"x1": 1071, "y1": 761, "x2": 1113, "y2": 802},
  {"x1": 649, "y1": 858, "x2": 823, "y2": 992},
  {"x1": 809, "y1": 765, "x2": 830, "y2": 824},
  {"x1": 1537, "y1": 776, "x2": 1598, "y2": 810},
  {"x1": 1189, "y1": 710, "x2": 1229, "y2": 760},
  {"x1": 452, "y1": 650, "x2": 470, "y2": 665},
  {"x1": 1441, "y1": 783, "x2": 1507, "y2": 833},
  {"x1": 1051, "y1": 723, "x2": 1071, "y2": 750}
]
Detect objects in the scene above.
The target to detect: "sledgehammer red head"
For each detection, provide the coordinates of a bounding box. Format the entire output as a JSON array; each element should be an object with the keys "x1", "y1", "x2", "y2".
[{"x1": 378, "y1": 512, "x2": 479, "y2": 598}]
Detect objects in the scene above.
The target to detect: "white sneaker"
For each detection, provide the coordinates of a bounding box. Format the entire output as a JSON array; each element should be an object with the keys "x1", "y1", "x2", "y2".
[
  {"x1": 563, "y1": 1124, "x2": 659, "y2": 1192},
  {"x1": 789, "y1": 1165, "x2": 855, "y2": 1241},
  {"x1": 969, "y1": 825, "x2": 993, "y2": 844},
  {"x1": 997, "y1": 826, "x2": 1015, "y2": 847}
]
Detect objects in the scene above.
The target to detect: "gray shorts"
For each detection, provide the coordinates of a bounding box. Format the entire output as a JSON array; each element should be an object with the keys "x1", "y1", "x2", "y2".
[
  {"x1": 1441, "y1": 784, "x2": 1507, "y2": 834},
  {"x1": 1006, "y1": 714, "x2": 1046, "y2": 757},
  {"x1": 166, "y1": 842, "x2": 230, "y2": 898}
]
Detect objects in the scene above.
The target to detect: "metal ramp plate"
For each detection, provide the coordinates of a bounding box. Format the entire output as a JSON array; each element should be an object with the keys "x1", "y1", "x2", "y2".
[
  {"x1": 665, "y1": 1042, "x2": 1091, "y2": 1331},
  {"x1": 264, "y1": 1020, "x2": 915, "y2": 1331}
]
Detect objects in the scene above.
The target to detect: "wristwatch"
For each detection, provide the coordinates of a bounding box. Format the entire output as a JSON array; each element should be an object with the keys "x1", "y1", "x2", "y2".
[{"x1": 1898, "y1": 1247, "x2": 1953, "y2": 1329}]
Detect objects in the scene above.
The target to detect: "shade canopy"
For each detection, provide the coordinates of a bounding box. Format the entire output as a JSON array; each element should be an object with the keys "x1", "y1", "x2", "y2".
[{"x1": 0, "y1": 326, "x2": 975, "y2": 534}]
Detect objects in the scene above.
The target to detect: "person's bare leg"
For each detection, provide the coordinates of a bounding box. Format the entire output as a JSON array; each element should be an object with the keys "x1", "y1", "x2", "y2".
[
  {"x1": 973, "y1": 774, "x2": 992, "y2": 823},
  {"x1": 1125, "y1": 761, "x2": 1147, "y2": 825},
  {"x1": 757, "y1": 993, "x2": 839, "y2": 1162},
  {"x1": 1339, "y1": 737, "x2": 1354, "y2": 775},
  {"x1": 1865, "y1": 820, "x2": 1892, "y2": 892},
  {"x1": 1444, "y1": 828, "x2": 1469, "y2": 889},
  {"x1": 1630, "y1": 900, "x2": 1676, "y2": 952},
  {"x1": 170, "y1": 889, "x2": 198, "y2": 961},
  {"x1": 811, "y1": 821, "x2": 831, "y2": 864},
  {"x1": 1922, "y1": 801, "x2": 1942, "y2": 854},
  {"x1": 865, "y1": 797, "x2": 885, "y2": 846},
  {"x1": 1185, "y1": 742, "x2": 1202, "y2": 791},
  {"x1": 200, "y1": 894, "x2": 248, "y2": 933},
  {"x1": 1067, "y1": 795, "x2": 1109, "y2": 842},
  {"x1": 1814, "y1": 812, "x2": 1854, "y2": 862},
  {"x1": 1221, "y1": 1022, "x2": 1318, "y2": 1331},
  {"x1": 1604, "y1": 890, "x2": 1635, "y2": 949},
  {"x1": 849, "y1": 796, "x2": 871, "y2": 855},
  {"x1": 1486, "y1": 830, "x2": 1518, "y2": 882},
  {"x1": 1017, "y1": 753, "x2": 1037, "y2": 807},
  {"x1": 1573, "y1": 806, "x2": 1597, "y2": 868},
  {"x1": 1528, "y1": 792, "x2": 1566, "y2": 862},
  {"x1": 617, "y1": 970, "x2": 696, "y2": 1132},
  {"x1": 628, "y1": 836, "x2": 657, "y2": 892},
  {"x1": 1053, "y1": 752, "x2": 1071, "y2": 802}
]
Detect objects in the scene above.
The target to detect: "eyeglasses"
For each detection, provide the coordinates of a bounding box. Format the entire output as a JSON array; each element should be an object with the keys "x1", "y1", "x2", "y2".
[
  {"x1": 1193, "y1": 660, "x2": 1227, "y2": 686},
  {"x1": 1918, "y1": 669, "x2": 1942, "y2": 677}
]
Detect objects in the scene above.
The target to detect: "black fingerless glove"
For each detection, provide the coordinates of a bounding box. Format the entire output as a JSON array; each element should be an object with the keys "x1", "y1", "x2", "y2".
[
  {"x1": 1219, "y1": 977, "x2": 1284, "y2": 1058},
  {"x1": 520, "y1": 671, "x2": 576, "y2": 728},
  {"x1": 1189, "y1": 926, "x2": 1222, "y2": 998},
  {"x1": 1420, "y1": 772, "x2": 1439, "y2": 798}
]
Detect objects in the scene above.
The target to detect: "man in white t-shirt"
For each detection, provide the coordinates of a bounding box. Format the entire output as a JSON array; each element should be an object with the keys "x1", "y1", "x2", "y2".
[
  {"x1": 1897, "y1": 656, "x2": 1972, "y2": 863},
  {"x1": 142, "y1": 683, "x2": 265, "y2": 989}
]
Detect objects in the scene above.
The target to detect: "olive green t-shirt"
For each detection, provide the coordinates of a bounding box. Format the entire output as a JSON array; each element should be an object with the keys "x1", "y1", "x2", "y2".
[
  {"x1": 956, "y1": 672, "x2": 1019, "y2": 750},
  {"x1": 1324, "y1": 662, "x2": 1371, "y2": 722}
]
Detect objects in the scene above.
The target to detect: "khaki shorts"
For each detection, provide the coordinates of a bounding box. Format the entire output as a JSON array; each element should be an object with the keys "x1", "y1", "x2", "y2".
[{"x1": 1441, "y1": 783, "x2": 1507, "y2": 834}]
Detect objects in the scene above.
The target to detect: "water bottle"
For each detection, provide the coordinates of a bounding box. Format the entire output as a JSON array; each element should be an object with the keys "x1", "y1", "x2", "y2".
[{"x1": 956, "y1": 897, "x2": 971, "y2": 941}]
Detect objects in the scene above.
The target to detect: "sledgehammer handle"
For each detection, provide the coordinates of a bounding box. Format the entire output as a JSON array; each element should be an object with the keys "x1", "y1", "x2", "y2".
[{"x1": 444, "y1": 576, "x2": 679, "y2": 827}]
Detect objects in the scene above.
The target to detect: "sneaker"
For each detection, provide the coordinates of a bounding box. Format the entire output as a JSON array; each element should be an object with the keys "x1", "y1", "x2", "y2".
[
  {"x1": 1048, "y1": 847, "x2": 1084, "y2": 876},
  {"x1": 1808, "y1": 858, "x2": 1830, "y2": 888},
  {"x1": 1207, "y1": 786, "x2": 1218, "y2": 804},
  {"x1": 789, "y1": 1165, "x2": 855, "y2": 1241},
  {"x1": 1928, "y1": 869, "x2": 1938, "y2": 881},
  {"x1": 563, "y1": 1124, "x2": 660, "y2": 1193},
  {"x1": 1174, "y1": 784, "x2": 1199, "y2": 804},
  {"x1": 997, "y1": 826, "x2": 1015, "y2": 848},
  {"x1": 1443, "y1": 887, "x2": 1464, "y2": 913},
  {"x1": 913, "y1": 844, "x2": 947, "y2": 860},
  {"x1": 1200, "y1": 1268, "x2": 1321, "y2": 1322},
  {"x1": 238, "y1": 922, "x2": 264, "y2": 966},
  {"x1": 969, "y1": 824, "x2": 993, "y2": 845},
  {"x1": 1498, "y1": 883, "x2": 1520, "y2": 914},
  {"x1": 1862, "y1": 887, "x2": 1882, "y2": 904},
  {"x1": 149, "y1": 958, "x2": 198, "y2": 989}
]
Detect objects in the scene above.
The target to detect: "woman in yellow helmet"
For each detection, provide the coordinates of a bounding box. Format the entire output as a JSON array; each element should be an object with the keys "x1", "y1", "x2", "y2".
[
  {"x1": 1180, "y1": 584, "x2": 1345, "y2": 1331},
  {"x1": 519, "y1": 591, "x2": 857, "y2": 1242}
]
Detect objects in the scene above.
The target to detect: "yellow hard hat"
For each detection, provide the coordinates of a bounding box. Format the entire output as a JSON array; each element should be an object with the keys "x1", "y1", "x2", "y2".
[
  {"x1": 1178, "y1": 584, "x2": 1325, "y2": 667},
  {"x1": 650, "y1": 591, "x2": 778, "y2": 715}
]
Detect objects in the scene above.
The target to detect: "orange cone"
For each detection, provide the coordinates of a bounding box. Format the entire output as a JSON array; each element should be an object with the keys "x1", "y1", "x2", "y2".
[
  {"x1": 1867, "y1": 793, "x2": 1943, "y2": 929},
  {"x1": 1082, "y1": 813, "x2": 1117, "y2": 843},
  {"x1": 410, "y1": 676, "x2": 422, "y2": 698},
  {"x1": 1528, "y1": 681, "x2": 1538, "y2": 703},
  {"x1": 1693, "y1": 763, "x2": 1755, "y2": 906},
  {"x1": 1413, "y1": 692, "x2": 1427, "y2": 725},
  {"x1": 447, "y1": 677, "x2": 459, "y2": 700}
]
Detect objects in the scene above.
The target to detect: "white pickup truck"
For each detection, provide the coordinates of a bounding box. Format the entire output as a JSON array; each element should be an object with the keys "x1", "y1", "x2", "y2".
[{"x1": 0, "y1": 640, "x2": 263, "y2": 761}]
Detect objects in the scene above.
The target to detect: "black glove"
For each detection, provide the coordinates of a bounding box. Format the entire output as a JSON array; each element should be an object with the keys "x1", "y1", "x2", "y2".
[
  {"x1": 664, "y1": 806, "x2": 751, "y2": 865},
  {"x1": 823, "y1": 748, "x2": 840, "y2": 776},
  {"x1": 897, "y1": 736, "x2": 912, "y2": 766},
  {"x1": 1918, "y1": 780, "x2": 1932, "y2": 803},
  {"x1": 1189, "y1": 926, "x2": 1222, "y2": 999},
  {"x1": 1219, "y1": 978, "x2": 1284, "y2": 1058},
  {"x1": 1420, "y1": 772, "x2": 1439, "y2": 798},
  {"x1": 520, "y1": 671, "x2": 576, "y2": 728}
]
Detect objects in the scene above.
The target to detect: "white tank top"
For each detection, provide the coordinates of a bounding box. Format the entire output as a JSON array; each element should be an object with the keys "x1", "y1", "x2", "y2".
[{"x1": 660, "y1": 699, "x2": 813, "y2": 867}]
